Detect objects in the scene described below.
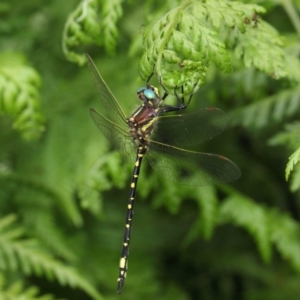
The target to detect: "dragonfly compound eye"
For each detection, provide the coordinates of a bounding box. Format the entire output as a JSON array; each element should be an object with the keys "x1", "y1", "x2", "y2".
[
  {"x1": 137, "y1": 87, "x2": 156, "y2": 104},
  {"x1": 137, "y1": 87, "x2": 147, "y2": 102},
  {"x1": 143, "y1": 89, "x2": 156, "y2": 100}
]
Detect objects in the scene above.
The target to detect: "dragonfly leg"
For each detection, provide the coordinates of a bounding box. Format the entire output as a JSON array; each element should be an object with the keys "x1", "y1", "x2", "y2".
[
  {"x1": 158, "y1": 85, "x2": 193, "y2": 114},
  {"x1": 173, "y1": 85, "x2": 194, "y2": 108},
  {"x1": 157, "y1": 76, "x2": 194, "y2": 114},
  {"x1": 146, "y1": 64, "x2": 156, "y2": 86},
  {"x1": 146, "y1": 66, "x2": 169, "y2": 101},
  {"x1": 174, "y1": 86, "x2": 185, "y2": 106},
  {"x1": 158, "y1": 75, "x2": 169, "y2": 100},
  {"x1": 146, "y1": 71, "x2": 154, "y2": 84}
]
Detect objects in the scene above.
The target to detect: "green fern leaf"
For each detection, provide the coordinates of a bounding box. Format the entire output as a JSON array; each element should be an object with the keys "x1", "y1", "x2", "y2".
[
  {"x1": 231, "y1": 86, "x2": 300, "y2": 128},
  {"x1": 271, "y1": 122, "x2": 300, "y2": 186},
  {"x1": 268, "y1": 122, "x2": 300, "y2": 150},
  {"x1": 29, "y1": 212, "x2": 77, "y2": 262},
  {"x1": 269, "y1": 209, "x2": 300, "y2": 273},
  {"x1": 78, "y1": 151, "x2": 128, "y2": 214},
  {"x1": 219, "y1": 194, "x2": 272, "y2": 262},
  {"x1": 101, "y1": 0, "x2": 123, "y2": 54},
  {"x1": 288, "y1": 164, "x2": 300, "y2": 191},
  {"x1": 139, "y1": 0, "x2": 265, "y2": 96},
  {"x1": 220, "y1": 193, "x2": 300, "y2": 273},
  {"x1": 182, "y1": 186, "x2": 218, "y2": 246},
  {"x1": 62, "y1": 0, "x2": 101, "y2": 65},
  {"x1": 234, "y1": 20, "x2": 287, "y2": 78},
  {"x1": 286, "y1": 147, "x2": 300, "y2": 181},
  {"x1": 0, "y1": 174, "x2": 83, "y2": 227},
  {"x1": 150, "y1": 177, "x2": 184, "y2": 214},
  {"x1": 0, "y1": 273, "x2": 54, "y2": 300},
  {"x1": 0, "y1": 215, "x2": 103, "y2": 300},
  {"x1": 284, "y1": 52, "x2": 300, "y2": 81},
  {"x1": 0, "y1": 52, "x2": 44, "y2": 140},
  {"x1": 62, "y1": 0, "x2": 123, "y2": 64}
]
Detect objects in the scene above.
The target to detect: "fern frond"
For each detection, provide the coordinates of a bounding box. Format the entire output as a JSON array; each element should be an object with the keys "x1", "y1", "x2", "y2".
[
  {"x1": 78, "y1": 151, "x2": 128, "y2": 214},
  {"x1": 0, "y1": 273, "x2": 54, "y2": 300},
  {"x1": 0, "y1": 52, "x2": 44, "y2": 140},
  {"x1": 279, "y1": 143, "x2": 300, "y2": 181},
  {"x1": 0, "y1": 174, "x2": 82, "y2": 227},
  {"x1": 220, "y1": 194, "x2": 300, "y2": 273},
  {"x1": 101, "y1": 0, "x2": 123, "y2": 55},
  {"x1": 149, "y1": 175, "x2": 184, "y2": 214},
  {"x1": 62, "y1": 0, "x2": 124, "y2": 64},
  {"x1": 269, "y1": 124, "x2": 300, "y2": 188},
  {"x1": 0, "y1": 215, "x2": 103, "y2": 300},
  {"x1": 269, "y1": 209, "x2": 300, "y2": 273},
  {"x1": 195, "y1": 186, "x2": 219, "y2": 240},
  {"x1": 288, "y1": 164, "x2": 300, "y2": 192},
  {"x1": 230, "y1": 86, "x2": 300, "y2": 128},
  {"x1": 140, "y1": 0, "x2": 265, "y2": 95},
  {"x1": 182, "y1": 186, "x2": 218, "y2": 246},
  {"x1": 283, "y1": 50, "x2": 300, "y2": 82},
  {"x1": 29, "y1": 212, "x2": 77, "y2": 262},
  {"x1": 219, "y1": 194, "x2": 272, "y2": 262},
  {"x1": 233, "y1": 20, "x2": 287, "y2": 78},
  {"x1": 268, "y1": 122, "x2": 300, "y2": 150},
  {"x1": 268, "y1": 122, "x2": 300, "y2": 183},
  {"x1": 62, "y1": 0, "x2": 101, "y2": 65},
  {"x1": 144, "y1": 176, "x2": 219, "y2": 245}
]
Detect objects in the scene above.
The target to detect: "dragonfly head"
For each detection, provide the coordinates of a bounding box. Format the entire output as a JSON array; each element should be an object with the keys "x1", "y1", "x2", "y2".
[{"x1": 137, "y1": 85, "x2": 160, "y2": 107}]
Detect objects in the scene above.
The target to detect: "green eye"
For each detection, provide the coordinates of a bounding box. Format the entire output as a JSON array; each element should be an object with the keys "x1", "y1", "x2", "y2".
[{"x1": 144, "y1": 89, "x2": 156, "y2": 99}]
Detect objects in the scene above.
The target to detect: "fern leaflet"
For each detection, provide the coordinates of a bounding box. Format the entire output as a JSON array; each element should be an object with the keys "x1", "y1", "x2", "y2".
[
  {"x1": 219, "y1": 194, "x2": 272, "y2": 262},
  {"x1": 0, "y1": 273, "x2": 54, "y2": 300},
  {"x1": 231, "y1": 86, "x2": 300, "y2": 128},
  {"x1": 286, "y1": 147, "x2": 300, "y2": 180},
  {"x1": 0, "y1": 215, "x2": 103, "y2": 300},
  {"x1": 0, "y1": 52, "x2": 44, "y2": 140},
  {"x1": 62, "y1": 0, "x2": 123, "y2": 64}
]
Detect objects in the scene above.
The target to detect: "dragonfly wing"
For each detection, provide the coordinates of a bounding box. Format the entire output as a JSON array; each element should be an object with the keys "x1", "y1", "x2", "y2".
[
  {"x1": 154, "y1": 108, "x2": 229, "y2": 147},
  {"x1": 90, "y1": 108, "x2": 136, "y2": 163},
  {"x1": 86, "y1": 54, "x2": 127, "y2": 126},
  {"x1": 147, "y1": 141, "x2": 241, "y2": 186}
]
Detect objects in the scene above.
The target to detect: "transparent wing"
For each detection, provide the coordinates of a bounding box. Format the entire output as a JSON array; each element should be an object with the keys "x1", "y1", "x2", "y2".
[
  {"x1": 86, "y1": 54, "x2": 127, "y2": 126},
  {"x1": 153, "y1": 108, "x2": 229, "y2": 147},
  {"x1": 90, "y1": 108, "x2": 136, "y2": 163},
  {"x1": 147, "y1": 140, "x2": 241, "y2": 186}
]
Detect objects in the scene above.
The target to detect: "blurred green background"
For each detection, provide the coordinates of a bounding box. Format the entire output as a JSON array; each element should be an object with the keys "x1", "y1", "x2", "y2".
[{"x1": 1, "y1": 0, "x2": 300, "y2": 299}]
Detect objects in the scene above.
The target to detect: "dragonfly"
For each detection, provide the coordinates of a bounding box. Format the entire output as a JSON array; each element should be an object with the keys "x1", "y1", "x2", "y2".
[{"x1": 86, "y1": 54, "x2": 241, "y2": 294}]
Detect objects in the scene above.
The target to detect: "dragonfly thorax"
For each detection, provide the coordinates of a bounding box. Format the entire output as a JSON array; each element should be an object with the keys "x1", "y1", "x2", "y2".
[{"x1": 127, "y1": 104, "x2": 159, "y2": 147}]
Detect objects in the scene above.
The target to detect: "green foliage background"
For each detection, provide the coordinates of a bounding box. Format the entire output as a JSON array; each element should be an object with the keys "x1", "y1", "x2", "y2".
[{"x1": 1, "y1": 0, "x2": 300, "y2": 299}]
